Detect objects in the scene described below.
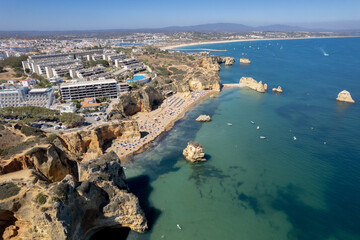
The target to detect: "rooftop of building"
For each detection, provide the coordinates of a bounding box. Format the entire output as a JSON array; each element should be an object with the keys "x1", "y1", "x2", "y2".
[
  {"x1": 29, "y1": 88, "x2": 52, "y2": 93},
  {"x1": 60, "y1": 79, "x2": 117, "y2": 87}
]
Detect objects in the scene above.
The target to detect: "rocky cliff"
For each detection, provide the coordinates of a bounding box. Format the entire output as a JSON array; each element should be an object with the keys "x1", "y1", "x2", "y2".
[
  {"x1": 58, "y1": 120, "x2": 140, "y2": 157},
  {"x1": 0, "y1": 145, "x2": 77, "y2": 182},
  {"x1": 199, "y1": 56, "x2": 235, "y2": 70},
  {"x1": 239, "y1": 77, "x2": 267, "y2": 93},
  {"x1": 184, "y1": 56, "x2": 236, "y2": 92},
  {"x1": 0, "y1": 120, "x2": 140, "y2": 178},
  {"x1": 336, "y1": 90, "x2": 355, "y2": 103},
  {"x1": 0, "y1": 152, "x2": 147, "y2": 240},
  {"x1": 112, "y1": 86, "x2": 164, "y2": 118}
]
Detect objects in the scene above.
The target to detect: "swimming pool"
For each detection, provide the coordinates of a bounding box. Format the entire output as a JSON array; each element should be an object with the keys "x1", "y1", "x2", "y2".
[
  {"x1": 128, "y1": 75, "x2": 146, "y2": 81},
  {"x1": 127, "y1": 75, "x2": 151, "y2": 84}
]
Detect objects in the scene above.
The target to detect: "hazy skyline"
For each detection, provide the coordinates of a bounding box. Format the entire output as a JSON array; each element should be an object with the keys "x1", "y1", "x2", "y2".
[{"x1": 1, "y1": 0, "x2": 360, "y2": 31}]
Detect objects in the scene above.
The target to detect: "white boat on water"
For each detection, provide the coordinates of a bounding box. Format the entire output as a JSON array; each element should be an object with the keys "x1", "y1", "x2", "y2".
[
  {"x1": 250, "y1": 121, "x2": 255, "y2": 124},
  {"x1": 293, "y1": 136, "x2": 297, "y2": 141},
  {"x1": 260, "y1": 136, "x2": 266, "y2": 139},
  {"x1": 177, "y1": 224, "x2": 182, "y2": 230},
  {"x1": 227, "y1": 123, "x2": 233, "y2": 126},
  {"x1": 256, "y1": 126, "x2": 260, "y2": 130}
]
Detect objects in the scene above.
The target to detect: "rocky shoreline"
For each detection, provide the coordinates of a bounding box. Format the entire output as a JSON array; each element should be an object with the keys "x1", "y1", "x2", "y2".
[{"x1": 0, "y1": 152, "x2": 147, "y2": 240}]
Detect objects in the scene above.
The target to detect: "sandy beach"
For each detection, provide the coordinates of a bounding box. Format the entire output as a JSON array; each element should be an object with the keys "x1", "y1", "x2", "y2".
[
  {"x1": 105, "y1": 90, "x2": 216, "y2": 163},
  {"x1": 160, "y1": 36, "x2": 350, "y2": 50}
]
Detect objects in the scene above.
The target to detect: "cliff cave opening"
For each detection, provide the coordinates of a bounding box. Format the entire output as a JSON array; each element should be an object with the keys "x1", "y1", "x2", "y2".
[
  {"x1": 89, "y1": 226, "x2": 131, "y2": 240},
  {"x1": 0, "y1": 210, "x2": 18, "y2": 238}
]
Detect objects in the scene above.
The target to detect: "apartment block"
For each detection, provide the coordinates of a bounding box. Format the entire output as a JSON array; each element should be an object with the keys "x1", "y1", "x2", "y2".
[{"x1": 60, "y1": 79, "x2": 119, "y2": 100}]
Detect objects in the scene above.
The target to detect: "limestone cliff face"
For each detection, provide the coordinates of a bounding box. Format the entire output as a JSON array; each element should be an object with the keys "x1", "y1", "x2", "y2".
[
  {"x1": 113, "y1": 86, "x2": 164, "y2": 117},
  {"x1": 183, "y1": 55, "x2": 236, "y2": 92},
  {"x1": 0, "y1": 145, "x2": 77, "y2": 182},
  {"x1": 336, "y1": 90, "x2": 355, "y2": 103},
  {"x1": 199, "y1": 56, "x2": 235, "y2": 70},
  {"x1": 0, "y1": 152, "x2": 147, "y2": 240},
  {"x1": 58, "y1": 120, "x2": 140, "y2": 156},
  {"x1": 183, "y1": 141, "x2": 206, "y2": 162},
  {"x1": 239, "y1": 77, "x2": 267, "y2": 93},
  {"x1": 186, "y1": 71, "x2": 221, "y2": 92}
]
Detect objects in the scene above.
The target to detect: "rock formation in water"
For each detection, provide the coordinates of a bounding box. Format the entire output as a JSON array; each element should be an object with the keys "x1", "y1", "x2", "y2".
[
  {"x1": 272, "y1": 86, "x2": 283, "y2": 93},
  {"x1": 239, "y1": 58, "x2": 251, "y2": 64},
  {"x1": 239, "y1": 77, "x2": 267, "y2": 93},
  {"x1": 195, "y1": 115, "x2": 211, "y2": 122},
  {"x1": 199, "y1": 56, "x2": 235, "y2": 70},
  {"x1": 183, "y1": 141, "x2": 206, "y2": 162},
  {"x1": 336, "y1": 90, "x2": 355, "y2": 103},
  {"x1": 0, "y1": 151, "x2": 147, "y2": 240},
  {"x1": 222, "y1": 57, "x2": 235, "y2": 65}
]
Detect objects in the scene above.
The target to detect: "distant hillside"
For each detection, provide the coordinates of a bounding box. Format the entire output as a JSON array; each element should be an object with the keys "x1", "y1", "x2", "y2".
[
  {"x1": 161, "y1": 23, "x2": 312, "y2": 32},
  {"x1": 161, "y1": 23, "x2": 255, "y2": 32}
]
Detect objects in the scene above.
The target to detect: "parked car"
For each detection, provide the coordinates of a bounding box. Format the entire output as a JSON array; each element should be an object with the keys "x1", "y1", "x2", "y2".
[{"x1": 95, "y1": 116, "x2": 101, "y2": 121}]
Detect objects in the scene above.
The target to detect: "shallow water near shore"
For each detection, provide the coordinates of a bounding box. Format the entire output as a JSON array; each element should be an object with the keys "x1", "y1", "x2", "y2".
[{"x1": 124, "y1": 37, "x2": 360, "y2": 240}]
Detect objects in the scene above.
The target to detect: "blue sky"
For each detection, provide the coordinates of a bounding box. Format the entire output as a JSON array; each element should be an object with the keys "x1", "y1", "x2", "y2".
[{"x1": 1, "y1": 0, "x2": 360, "y2": 30}]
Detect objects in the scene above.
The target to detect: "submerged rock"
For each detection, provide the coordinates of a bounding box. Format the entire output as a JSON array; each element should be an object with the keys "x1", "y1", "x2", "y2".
[
  {"x1": 239, "y1": 77, "x2": 267, "y2": 93},
  {"x1": 196, "y1": 115, "x2": 211, "y2": 122},
  {"x1": 272, "y1": 86, "x2": 283, "y2": 93},
  {"x1": 239, "y1": 58, "x2": 251, "y2": 64},
  {"x1": 183, "y1": 141, "x2": 206, "y2": 162},
  {"x1": 336, "y1": 90, "x2": 355, "y2": 103}
]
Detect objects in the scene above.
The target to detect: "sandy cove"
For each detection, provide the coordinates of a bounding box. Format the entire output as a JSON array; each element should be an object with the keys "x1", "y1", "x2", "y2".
[
  {"x1": 105, "y1": 90, "x2": 216, "y2": 164},
  {"x1": 160, "y1": 36, "x2": 351, "y2": 50}
]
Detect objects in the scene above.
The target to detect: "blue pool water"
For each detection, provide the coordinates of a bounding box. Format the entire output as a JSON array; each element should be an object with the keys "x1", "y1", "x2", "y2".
[
  {"x1": 124, "y1": 37, "x2": 360, "y2": 240},
  {"x1": 128, "y1": 75, "x2": 147, "y2": 82}
]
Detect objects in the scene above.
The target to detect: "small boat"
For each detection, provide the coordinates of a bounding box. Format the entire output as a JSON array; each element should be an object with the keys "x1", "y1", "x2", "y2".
[
  {"x1": 177, "y1": 224, "x2": 182, "y2": 230},
  {"x1": 256, "y1": 126, "x2": 260, "y2": 130},
  {"x1": 324, "y1": 53, "x2": 329, "y2": 56},
  {"x1": 260, "y1": 136, "x2": 266, "y2": 139},
  {"x1": 250, "y1": 121, "x2": 255, "y2": 124},
  {"x1": 293, "y1": 136, "x2": 297, "y2": 141},
  {"x1": 227, "y1": 123, "x2": 233, "y2": 126}
]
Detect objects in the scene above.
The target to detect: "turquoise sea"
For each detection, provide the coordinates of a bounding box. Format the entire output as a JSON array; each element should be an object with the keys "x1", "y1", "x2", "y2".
[{"x1": 123, "y1": 37, "x2": 360, "y2": 240}]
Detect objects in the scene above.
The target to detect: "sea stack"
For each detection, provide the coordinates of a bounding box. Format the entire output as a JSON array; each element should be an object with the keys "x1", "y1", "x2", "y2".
[
  {"x1": 196, "y1": 115, "x2": 211, "y2": 122},
  {"x1": 336, "y1": 90, "x2": 355, "y2": 103},
  {"x1": 239, "y1": 58, "x2": 251, "y2": 64},
  {"x1": 272, "y1": 86, "x2": 283, "y2": 93},
  {"x1": 239, "y1": 77, "x2": 267, "y2": 93},
  {"x1": 222, "y1": 57, "x2": 235, "y2": 65},
  {"x1": 183, "y1": 141, "x2": 206, "y2": 162}
]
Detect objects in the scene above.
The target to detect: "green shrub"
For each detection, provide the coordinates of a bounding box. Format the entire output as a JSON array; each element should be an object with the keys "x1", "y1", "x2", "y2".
[
  {"x1": 35, "y1": 193, "x2": 47, "y2": 205},
  {"x1": 46, "y1": 134, "x2": 57, "y2": 143},
  {"x1": 21, "y1": 125, "x2": 43, "y2": 136},
  {"x1": 0, "y1": 182, "x2": 20, "y2": 200},
  {"x1": 59, "y1": 112, "x2": 84, "y2": 126}
]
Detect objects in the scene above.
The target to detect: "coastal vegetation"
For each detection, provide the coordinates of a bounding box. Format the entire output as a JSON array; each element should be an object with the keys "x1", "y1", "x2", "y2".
[{"x1": 0, "y1": 106, "x2": 84, "y2": 125}]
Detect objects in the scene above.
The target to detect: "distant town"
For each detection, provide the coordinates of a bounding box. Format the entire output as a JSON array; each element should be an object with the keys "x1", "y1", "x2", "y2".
[{"x1": 0, "y1": 30, "x2": 351, "y2": 132}]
